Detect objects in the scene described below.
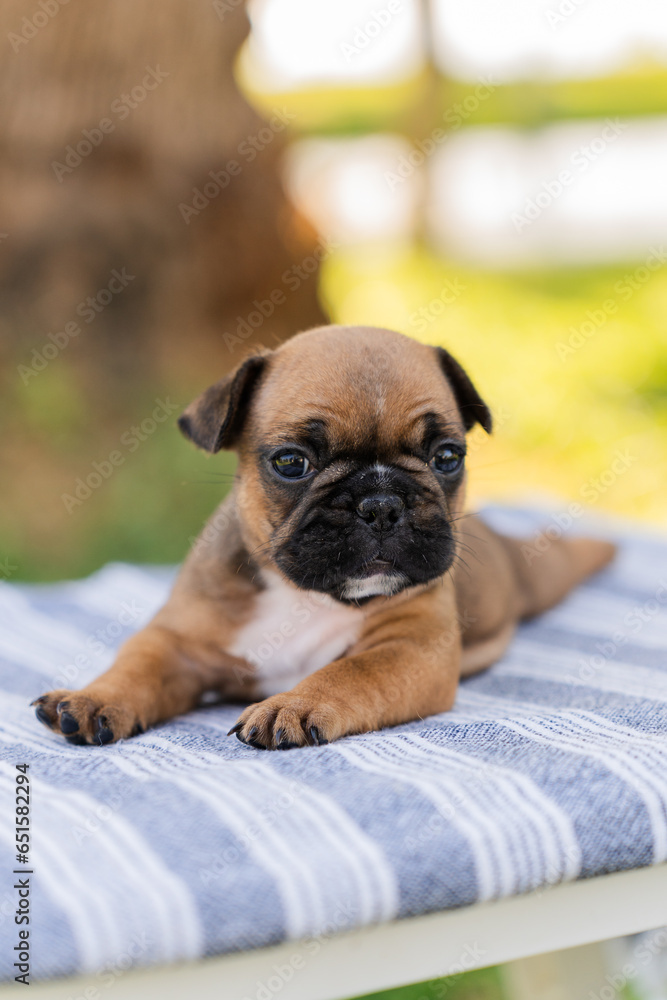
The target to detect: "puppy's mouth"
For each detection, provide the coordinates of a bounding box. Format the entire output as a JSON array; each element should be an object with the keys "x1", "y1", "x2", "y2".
[
  {"x1": 340, "y1": 571, "x2": 407, "y2": 603},
  {"x1": 336, "y1": 556, "x2": 406, "y2": 604},
  {"x1": 360, "y1": 557, "x2": 393, "y2": 575}
]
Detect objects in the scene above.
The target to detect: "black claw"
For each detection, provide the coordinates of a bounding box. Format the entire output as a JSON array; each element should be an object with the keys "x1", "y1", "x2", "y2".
[
  {"x1": 247, "y1": 738, "x2": 268, "y2": 750},
  {"x1": 227, "y1": 722, "x2": 243, "y2": 736},
  {"x1": 59, "y1": 711, "x2": 80, "y2": 735},
  {"x1": 131, "y1": 723, "x2": 144, "y2": 737},
  {"x1": 275, "y1": 728, "x2": 299, "y2": 750},
  {"x1": 95, "y1": 717, "x2": 114, "y2": 745},
  {"x1": 30, "y1": 696, "x2": 46, "y2": 706},
  {"x1": 34, "y1": 705, "x2": 52, "y2": 727},
  {"x1": 65, "y1": 733, "x2": 88, "y2": 746},
  {"x1": 245, "y1": 725, "x2": 268, "y2": 750},
  {"x1": 235, "y1": 726, "x2": 267, "y2": 749},
  {"x1": 302, "y1": 722, "x2": 316, "y2": 745},
  {"x1": 277, "y1": 739, "x2": 300, "y2": 751},
  {"x1": 57, "y1": 700, "x2": 71, "y2": 712},
  {"x1": 310, "y1": 726, "x2": 328, "y2": 746}
]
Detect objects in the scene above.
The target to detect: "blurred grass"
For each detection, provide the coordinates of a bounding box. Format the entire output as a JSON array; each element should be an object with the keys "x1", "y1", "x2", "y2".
[
  {"x1": 351, "y1": 964, "x2": 506, "y2": 1000},
  {"x1": 3, "y1": 63, "x2": 667, "y2": 583},
  {"x1": 1, "y1": 364, "x2": 237, "y2": 582},
  {"x1": 4, "y1": 245, "x2": 666, "y2": 583},
  {"x1": 322, "y1": 244, "x2": 667, "y2": 525},
  {"x1": 240, "y1": 63, "x2": 667, "y2": 135},
  {"x1": 346, "y1": 956, "x2": 643, "y2": 1000}
]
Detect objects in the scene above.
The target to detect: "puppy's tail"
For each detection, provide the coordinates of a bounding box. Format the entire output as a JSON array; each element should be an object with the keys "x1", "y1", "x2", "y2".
[{"x1": 501, "y1": 532, "x2": 617, "y2": 620}]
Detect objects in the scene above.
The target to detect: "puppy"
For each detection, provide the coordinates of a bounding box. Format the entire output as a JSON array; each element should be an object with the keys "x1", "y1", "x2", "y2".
[{"x1": 33, "y1": 325, "x2": 616, "y2": 748}]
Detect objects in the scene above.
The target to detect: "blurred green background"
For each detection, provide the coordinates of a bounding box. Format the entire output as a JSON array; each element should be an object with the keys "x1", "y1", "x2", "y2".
[
  {"x1": 4, "y1": 59, "x2": 667, "y2": 583},
  {"x1": 355, "y1": 964, "x2": 505, "y2": 1000},
  {"x1": 7, "y1": 238, "x2": 666, "y2": 583}
]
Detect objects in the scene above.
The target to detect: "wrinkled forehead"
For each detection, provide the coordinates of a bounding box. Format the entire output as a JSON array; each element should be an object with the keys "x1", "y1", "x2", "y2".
[{"x1": 247, "y1": 337, "x2": 466, "y2": 456}]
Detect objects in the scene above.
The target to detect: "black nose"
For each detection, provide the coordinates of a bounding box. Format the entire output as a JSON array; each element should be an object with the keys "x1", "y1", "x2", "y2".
[{"x1": 356, "y1": 494, "x2": 405, "y2": 530}]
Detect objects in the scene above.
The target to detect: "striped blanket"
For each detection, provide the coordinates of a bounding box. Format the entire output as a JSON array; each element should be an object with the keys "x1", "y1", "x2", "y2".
[{"x1": 1, "y1": 507, "x2": 666, "y2": 984}]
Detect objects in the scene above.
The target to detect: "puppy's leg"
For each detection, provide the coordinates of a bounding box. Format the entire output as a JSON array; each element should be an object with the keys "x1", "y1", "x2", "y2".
[
  {"x1": 33, "y1": 612, "x2": 254, "y2": 746},
  {"x1": 454, "y1": 515, "x2": 616, "y2": 675},
  {"x1": 500, "y1": 532, "x2": 617, "y2": 618},
  {"x1": 231, "y1": 584, "x2": 462, "y2": 749}
]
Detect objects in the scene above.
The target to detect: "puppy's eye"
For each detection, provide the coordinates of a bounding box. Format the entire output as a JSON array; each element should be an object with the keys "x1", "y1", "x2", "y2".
[
  {"x1": 430, "y1": 446, "x2": 464, "y2": 476},
  {"x1": 272, "y1": 451, "x2": 312, "y2": 480}
]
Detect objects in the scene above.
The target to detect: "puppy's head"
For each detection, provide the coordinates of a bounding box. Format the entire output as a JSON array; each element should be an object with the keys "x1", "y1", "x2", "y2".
[{"x1": 179, "y1": 325, "x2": 491, "y2": 604}]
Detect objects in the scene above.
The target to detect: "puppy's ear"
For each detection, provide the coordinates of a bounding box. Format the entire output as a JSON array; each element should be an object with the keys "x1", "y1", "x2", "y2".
[
  {"x1": 435, "y1": 347, "x2": 492, "y2": 434},
  {"x1": 178, "y1": 353, "x2": 268, "y2": 453}
]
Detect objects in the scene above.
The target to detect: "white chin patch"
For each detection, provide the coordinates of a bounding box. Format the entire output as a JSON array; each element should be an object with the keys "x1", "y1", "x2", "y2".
[{"x1": 341, "y1": 572, "x2": 406, "y2": 601}]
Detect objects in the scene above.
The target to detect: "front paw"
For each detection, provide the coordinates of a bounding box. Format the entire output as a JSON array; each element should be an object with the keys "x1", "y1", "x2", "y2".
[
  {"x1": 229, "y1": 693, "x2": 346, "y2": 750},
  {"x1": 31, "y1": 689, "x2": 144, "y2": 746}
]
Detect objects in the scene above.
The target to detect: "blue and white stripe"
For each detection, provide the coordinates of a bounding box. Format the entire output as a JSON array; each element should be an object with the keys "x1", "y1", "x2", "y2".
[{"x1": 1, "y1": 508, "x2": 667, "y2": 983}]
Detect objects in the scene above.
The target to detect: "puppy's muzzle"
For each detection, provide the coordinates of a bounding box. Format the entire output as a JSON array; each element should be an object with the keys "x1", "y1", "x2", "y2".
[{"x1": 356, "y1": 494, "x2": 405, "y2": 531}]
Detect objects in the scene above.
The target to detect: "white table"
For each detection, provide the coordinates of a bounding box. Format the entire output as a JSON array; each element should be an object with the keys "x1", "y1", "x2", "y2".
[{"x1": 6, "y1": 863, "x2": 666, "y2": 1000}]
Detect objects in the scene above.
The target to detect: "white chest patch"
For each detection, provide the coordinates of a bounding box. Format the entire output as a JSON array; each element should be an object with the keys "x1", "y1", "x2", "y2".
[{"x1": 228, "y1": 571, "x2": 365, "y2": 697}]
